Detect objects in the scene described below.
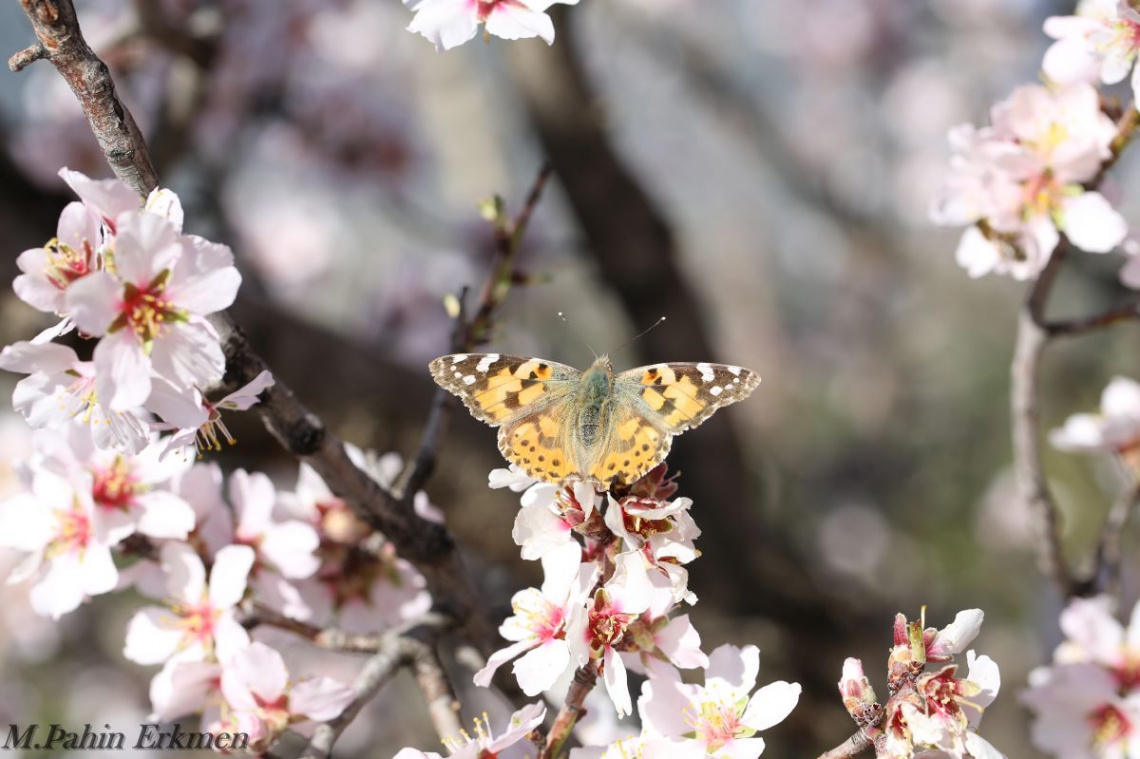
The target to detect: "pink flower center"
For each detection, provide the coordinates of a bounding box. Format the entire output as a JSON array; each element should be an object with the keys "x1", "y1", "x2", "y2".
[
  {"x1": 684, "y1": 693, "x2": 749, "y2": 752},
  {"x1": 476, "y1": 0, "x2": 522, "y2": 22},
  {"x1": 174, "y1": 598, "x2": 222, "y2": 647},
  {"x1": 587, "y1": 598, "x2": 634, "y2": 651},
  {"x1": 110, "y1": 271, "x2": 184, "y2": 344},
  {"x1": 48, "y1": 500, "x2": 92, "y2": 557},
  {"x1": 1090, "y1": 703, "x2": 1132, "y2": 748},
  {"x1": 1020, "y1": 171, "x2": 1064, "y2": 219},
  {"x1": 44, "y1": 238, "x2": 94, "y2": 290},
  {"x1": 91, "y1": 457, "x2": 138, "y2": 510}
]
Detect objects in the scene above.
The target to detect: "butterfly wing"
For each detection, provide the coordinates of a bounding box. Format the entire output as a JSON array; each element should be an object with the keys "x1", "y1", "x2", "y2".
[
  {"x1": 584, "y1": 402, "x2": 672, "y2": 488},
  {"x1": 430, "y1": 354, "x2": 582, "y2": 483},
  {"x1": 429, "y1": 354, "x2": 579, "y2": 425},
  {"x1": 617, "y1": 362, "x2": 761, "y2": 433},
  {"x1": 586, "y1": 362, "x2": 760, "y2": 488}
]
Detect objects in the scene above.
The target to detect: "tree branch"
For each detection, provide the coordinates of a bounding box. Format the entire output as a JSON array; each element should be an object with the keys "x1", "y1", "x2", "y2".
[
  {"x1": 1083, "y1": 477, "x2": 1140, "y2": 597},
  {"x1": 14, "y1": 0, "x2": 157, "y2": 194},
  {"x1": 541, "y1": 662, "x2": 598, "y2": 759},
  {"x1": 400, "y1": 163, "x2": 553, "y2": 500},
  {"x1": 816, "y1": 731, "x2": 874, "y2": 759},
  {"x1": 1046, "y1": 302, "x2": 1140, "y2": 337},
  {"x1": 1011, "y1": 244, "x2": 1080, "y2": 597}
]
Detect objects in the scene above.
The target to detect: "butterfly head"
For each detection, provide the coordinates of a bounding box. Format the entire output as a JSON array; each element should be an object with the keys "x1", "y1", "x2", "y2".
[{"x1": 591, "y1": 354, "x2": 615, "y2": 374}]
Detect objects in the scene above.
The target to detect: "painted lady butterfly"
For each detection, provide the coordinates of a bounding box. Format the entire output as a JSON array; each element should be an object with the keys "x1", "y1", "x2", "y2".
[{"x1": 429, "y1": 353, "x2": 760, "y2": 488}]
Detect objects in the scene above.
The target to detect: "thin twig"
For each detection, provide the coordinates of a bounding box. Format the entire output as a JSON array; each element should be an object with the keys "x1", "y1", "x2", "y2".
[
  {"x1": 15, "y1": 0, "x2": 158, "y2": 193},
  {"x1": 401, "y1": 163, "x2": 552, "y2": 501},
  {"x1": 408, "y1": 637, "x2": 464, "y2": 741},
  {"x1": 817, "y1": 731, "x2": 874, "y2": 759},
  {"x1": 1011, "y1": 243, "x2": 1080, "y2": 597},
  {"x1": 1046, "y1": 303, "x2": 1140, "y2": 337},
  {"x1": 541, "y1": 662, "x2": 598, "y2": 759},
  {"x1": 299, "y1": 636, "x2": 412, "y2": 759},
  {"x1": 1084, "y1": 477, "x2": 1140, "y2": 597}
]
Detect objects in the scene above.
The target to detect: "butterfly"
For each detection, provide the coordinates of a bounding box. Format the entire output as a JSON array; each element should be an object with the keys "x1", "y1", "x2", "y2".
[{"x1": 428, "y1": 353, "x2": 760, "y2": 488}]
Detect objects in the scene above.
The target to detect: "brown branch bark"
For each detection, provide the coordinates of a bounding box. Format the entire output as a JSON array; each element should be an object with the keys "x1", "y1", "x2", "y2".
[
  {"x1": 1011, "y1": 244, "x2": 1080, "y2": 598},
  {"x1": 541, "y1": 662, "x2": 598, "y2": 759},
  {"x1": 14, "y1": 0, "x2": 157, "y2": 194},
  {"x1": 817, "y1": 731, "x2": 873, "y2": 759},
  {"x1": 1085, "y1": 478, "x2": 1140, "y2": 597},
  {"x1": 1046, "y1": 302, "x2": 1140, "y2": 337}
]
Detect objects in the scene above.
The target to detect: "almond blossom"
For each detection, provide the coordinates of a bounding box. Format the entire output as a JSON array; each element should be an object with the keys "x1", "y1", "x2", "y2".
[
  {"x1": 151, "y1": 370, "x2": 274, "y2": 459},
  {"x1": 65, "y1": 210, "x2": 241, "y2": 411},
  {"x1": 0, "y1": 340, "x2": 149, "y2": 453},
  {"x1": 1044, "y1": 0, "x2": 1140, "y2": 104},
  {"x1": 567, "y1": 551, "x2": 654, "y2": 716},
  {"x1": 405, "y1": 0, "x2": 579, "y2": 52},
  {"x1": 392, "y1": 702, "x2": 546, "y2": 759},
  {"x1": 1024, "y1": 662, "x2": 1140, "y2": 758},
  {"x1": 34, "y1": 425, "x2": 197, "y2": 541},
  {"x1": 219, "y1": 641, "x2": 355, "y2": 753},
  {"x1": 932, "y1": 83, "x2": 1126, "y2": 279},
  {"x1": 1051, "y1": 377, "x2": 1140, "y2": 461},
  {"x1": 638, "y1": 645, "x2": 801, "y2": 758},
  {"x1": 123, "y1": 542, "x2": 254, "y2": 665},
  {"x1": 474, "y1": 540, "x2": 589, "y2": 695},
  {"x1": 13, "y1": 200, "x2": 101, "y2": 321},
  {"x1": 0, "y1": 466, "x2": 131, "y2": 619},
  {"x1": 276, "y1": 460, "x2": 433, "y2": 628}
]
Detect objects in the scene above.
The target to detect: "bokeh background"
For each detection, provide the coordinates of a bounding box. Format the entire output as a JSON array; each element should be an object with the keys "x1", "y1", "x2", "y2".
[{"x1": 1, "y1": 0, "x2": 1139, "y2": 756}]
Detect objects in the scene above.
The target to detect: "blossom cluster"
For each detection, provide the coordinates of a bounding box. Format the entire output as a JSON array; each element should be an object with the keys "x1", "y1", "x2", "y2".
[
  {"x1": 1024, "y1": 596, "x2": 1140, "y2": 757},
  {"x1": 0, "y1": 175, "x2": 440, "y2": 752},
  {"x1": 931, "y1": 1, "x2": 1140, "y2": 282},
  {"x1": 0, "y1": 168, "x2": 260, "y2": 457},
  {"x1": 0, "y1": 422, "x2": 433, "y2": 749},
  {"x1": 838, "y1": 610, "x2": 1003, "y2": 759},
  {"x1": 394, "y1": 464, "x2": 802, "y2": 758}
]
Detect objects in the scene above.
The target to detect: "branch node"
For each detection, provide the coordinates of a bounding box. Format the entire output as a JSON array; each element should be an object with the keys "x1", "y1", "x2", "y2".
[{"x1": 8, "y1": 43, "x2": 48, "y2": 72}]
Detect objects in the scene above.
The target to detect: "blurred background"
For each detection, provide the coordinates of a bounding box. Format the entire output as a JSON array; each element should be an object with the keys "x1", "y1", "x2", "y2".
[{"x1": 2, "y1": 0, "x2": 1140, "y2": 756}]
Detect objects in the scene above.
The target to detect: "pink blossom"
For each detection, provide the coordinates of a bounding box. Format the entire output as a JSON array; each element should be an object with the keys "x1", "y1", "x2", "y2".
[
  {"x1": 152, "y1": 370, "x2": 274, "y2": 459},
  {"x1": 567, "y1": 551, "x2": 654, "y2": 716},
  {"x1": 1044, "y1": 1, "x2": 1140, "y2": 106},
  {"x1": 13, "y1": 200, "x2": 101, "y2": 318},
  {"x1": 475, "y1": 541, "x2": 589, "y2": 695},
  {"x1": 405, "y1": 0, "x2": 579, "y2": 52},
  {"x1": 932, "y1": 84, "x2": 1126, "y2": 279},
  {"x1": 229, "y1": 469, "x2": 320, "y2": 580},
  {"x1": 220, "y1": 641, "x2": 354, "y2": 751},
  {"x1": 638, "y1": 645, "x2": 801, "y2": 758},
  {"x1": 1051, "y1": 377, "x2": 1140, "y2": 456},
  {"x1": 123, "y1": 542, "x2": 253, "y2": 665},
  {"x1": 0, "y1": 341, "x2": 149, "y2": 453},
  {"x1": 1024, "y1": 662, "x2": 1140, "y2": 758},
  {"x1": 65, "y1": 211, "x2": 240, "y2": 411},
  {"x1": 0, "y1": 466, "x2": 131, "y2": 619},
  {"x1": 393, "y1": 702, "x2": 546, "y2": 759}
]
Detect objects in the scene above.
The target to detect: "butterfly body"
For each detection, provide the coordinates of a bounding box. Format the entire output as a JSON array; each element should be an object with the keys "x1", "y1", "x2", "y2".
[{"x1": 429, "y1": 353, "x2": 760, "y2": 488}]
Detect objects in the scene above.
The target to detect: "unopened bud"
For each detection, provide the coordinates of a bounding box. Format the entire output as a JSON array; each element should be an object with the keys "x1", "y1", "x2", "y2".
[{"x1": 839, "y1": 658, "x2": 878, "y2": 714}]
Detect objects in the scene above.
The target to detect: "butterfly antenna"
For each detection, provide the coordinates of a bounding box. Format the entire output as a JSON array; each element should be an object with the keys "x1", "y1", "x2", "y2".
[
  {"x1": 614, "y1": 316, "x2": 667, "y2": 357},
  {"x1": 558, "y1": 312, "x2": 598, "y2": 360}
]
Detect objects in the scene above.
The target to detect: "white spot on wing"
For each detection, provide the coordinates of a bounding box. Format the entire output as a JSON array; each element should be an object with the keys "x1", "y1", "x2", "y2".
[
  {"x1": 451, "y1": 354, "x2": 468, "y2": 363},
  {"x1": 477, "y1": 354, "x2": 499, "y2": 373},
  {"x1": 710, "y1": 386, "x2": 723, "y2": 397},
  {"x1": 696, "y1": 362, "x2": 714, "y2": 382},
  {"x1": 727, "y1": 366, "x2": 742, "y2": 376},
  {"x1": 463, "y1": 375, "x2": 476, "y2": 386}
]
